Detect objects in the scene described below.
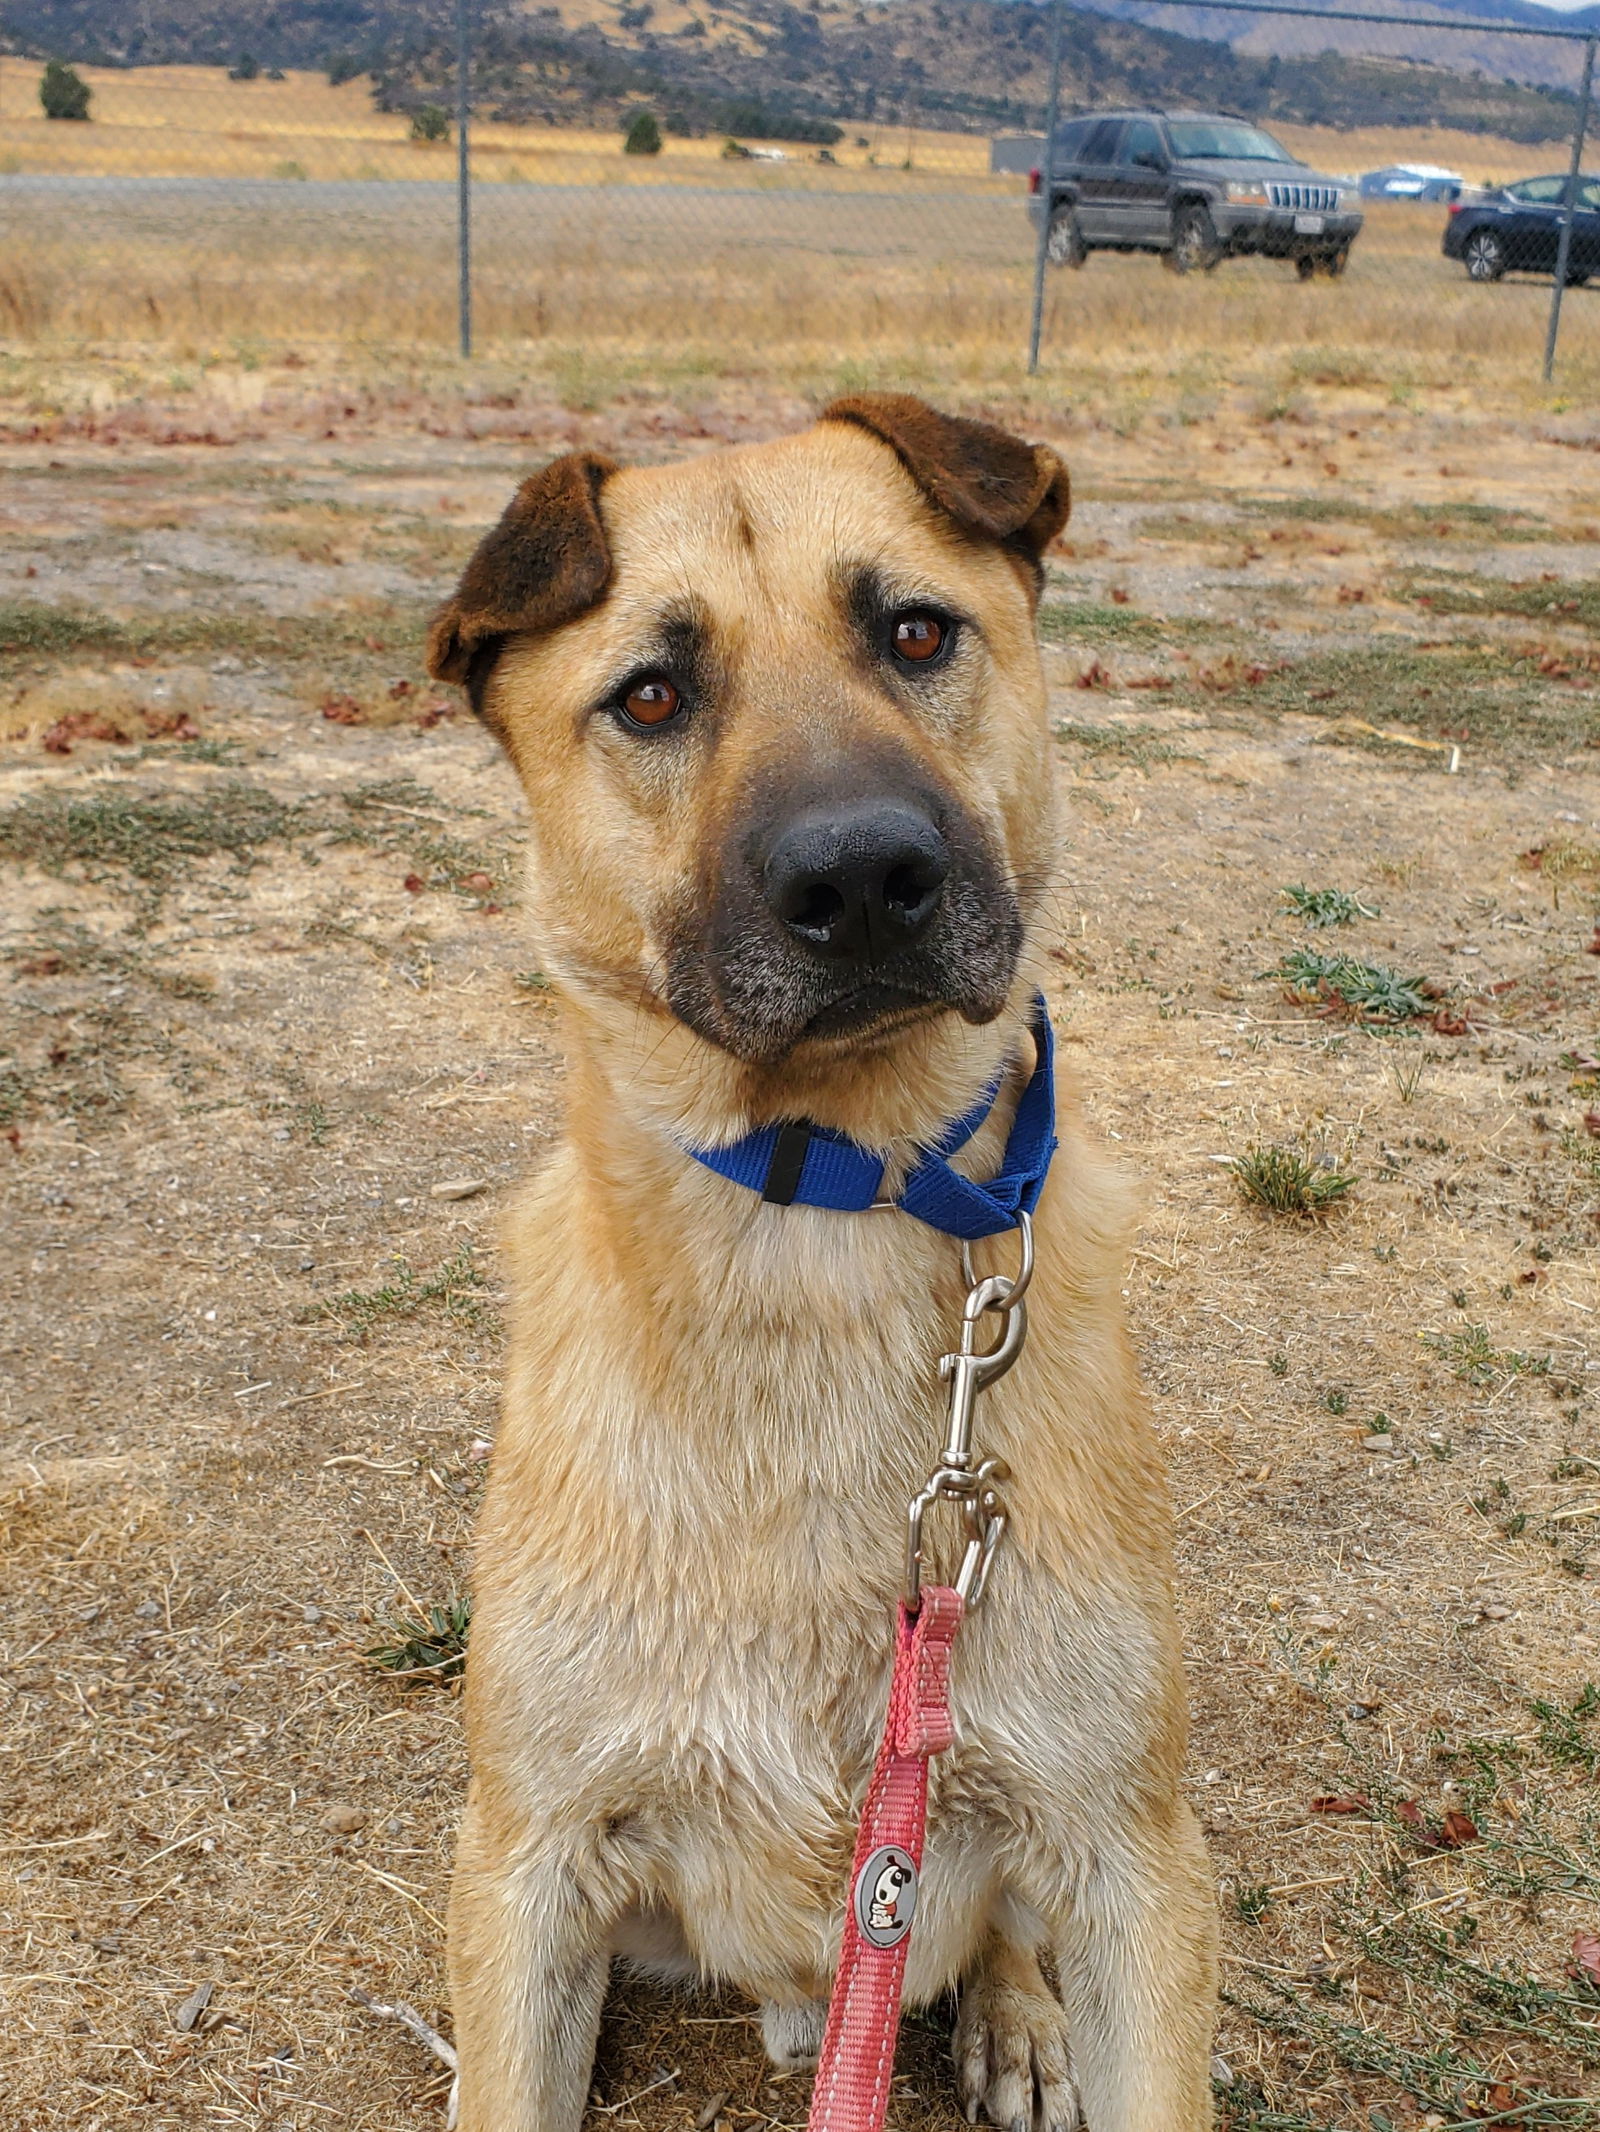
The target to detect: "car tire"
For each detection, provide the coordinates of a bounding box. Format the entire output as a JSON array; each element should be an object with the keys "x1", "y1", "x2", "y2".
[
  {"x1": 1325, "y1": 246, "x2": 1350, "y2": 278},
  {"x1": 1566, "y1": 270, "x2": 1590, "y2": 287},
  {"x1": 1166, "y1": 203, "x2": 1219, "y2": 275},
  {"x1": 1295, "y1": 254, "x2": 1317, "y2": 282},
  {"x1": 1463, "y1": 229, "x2": 1505, "y2": 283},
  {"x1": 1046, "y1": 206, "x2": 1087, "y2": 269}
]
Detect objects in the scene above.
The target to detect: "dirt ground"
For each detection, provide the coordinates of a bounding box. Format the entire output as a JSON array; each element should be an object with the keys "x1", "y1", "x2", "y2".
[{"x1": 2, "y1": 367, "x2": 1599, "y2": 2132}]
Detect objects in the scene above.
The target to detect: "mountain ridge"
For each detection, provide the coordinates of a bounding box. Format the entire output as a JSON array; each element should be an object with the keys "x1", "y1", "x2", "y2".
[{"x1": 0, "y1": 0, "x2": 1583, "y2": 141}]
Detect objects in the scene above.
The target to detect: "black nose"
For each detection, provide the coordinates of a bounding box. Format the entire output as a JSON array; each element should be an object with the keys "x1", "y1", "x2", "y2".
[{"x1": 762, "y1": 801, "x2": 949, "y2": 962}]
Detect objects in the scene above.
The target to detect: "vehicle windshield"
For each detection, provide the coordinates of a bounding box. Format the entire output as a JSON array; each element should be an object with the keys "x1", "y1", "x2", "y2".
[{"x1": 1166, "y1": 121, "x2": 1292, "y2": 162}]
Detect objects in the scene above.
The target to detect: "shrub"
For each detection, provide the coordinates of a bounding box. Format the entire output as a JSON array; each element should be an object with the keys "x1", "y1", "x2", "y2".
[
  {"x1": 39, "y1": 60, "x2": 91, "y2": 122},
  {"x1": 410, "y1": 104, "x2": 450, "y2": 142},
  {"x1": 228, "y1": 53, "x2": 259, "y2": 81},
  {"x1": 623, "y1": 109, "x2": 663, "y2": 155},
  {"x1": 1229, "y1": 1142, "x2": 1357, "y2": 1217}
]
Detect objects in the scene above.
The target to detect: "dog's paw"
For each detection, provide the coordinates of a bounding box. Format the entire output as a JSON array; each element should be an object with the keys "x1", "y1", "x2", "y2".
[
  {"x1": 761, "y1": 2000, "x2": 828, "y2": 2072},
  {"x1": 953, "y1": 1964, "x2": 1079, "y2": 2132}
]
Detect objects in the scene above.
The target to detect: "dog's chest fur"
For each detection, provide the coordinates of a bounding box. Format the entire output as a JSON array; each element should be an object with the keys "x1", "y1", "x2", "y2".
[{"x1": 466, "y1": 1144, "x2": 1170, "y2": 2003}]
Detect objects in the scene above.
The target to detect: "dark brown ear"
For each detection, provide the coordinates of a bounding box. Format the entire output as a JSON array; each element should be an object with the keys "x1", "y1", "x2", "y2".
[
  {"x1": 821, "y1": 393, "x2": 1070, "y2": 581},
  {"x1": 425, "y1": 450, "x2": 617, "y2": 719}
]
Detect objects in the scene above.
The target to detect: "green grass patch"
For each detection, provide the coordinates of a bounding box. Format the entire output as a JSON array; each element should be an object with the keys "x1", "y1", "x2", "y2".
[
  {"x1": 1219, "y1": 641, "x2": 1592, "y2": 760},
  {"x1": 1275, "y1": 947, "x2": 1433, "y2": 1023},
  {"x1": 0, "y1": 775, "x2": 511, "y2": 914},
  {"x1": 0, "y1": 595, "x2": 427, "y2": 671},
  {"x1": 1426, "y1": 1322, "x2": 1551, "y2": 1386},
  {"x1": 1038, "y1": 599, "x2": 1171, "y2": 644},
  {"x1": 1404, "y1": 569, "x2": 1600, "y2": 632},
  {"x1": 0, "y1": 782, "x2": 295, "y2": 891},
  {"x1": 365, "y1": 1596, "x2": 472, "y2": 1686},
  {"x1": 1228, "y1": 1142, "x2": 1357, "y2": 1217},
  {"x1": 304, "y1": 1244, "x2": 489, "y2": 1339},
  {"x1": 1279, "y1": 884, "x2": 1377, "y2": 928},
  {"x1": 1139, "y1": 498, "x2": 1555, "y2": 551},
  {"x1": 1052, "y1": 718, "x2": 1189, "y2": 769}
]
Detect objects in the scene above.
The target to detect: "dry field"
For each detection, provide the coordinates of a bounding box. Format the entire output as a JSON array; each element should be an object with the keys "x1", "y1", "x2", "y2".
[
  {"x1": 2, "y1": 60, "x2": 1598, "y2": 382},
  {"x1": 2, "y1": 359, "x2": 1600, "y2": 2132}
]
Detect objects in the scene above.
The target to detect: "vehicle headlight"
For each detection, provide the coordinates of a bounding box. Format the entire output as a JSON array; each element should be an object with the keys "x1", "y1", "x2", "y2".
[{"x1": 1226, "y1": 182, "x2": 1269, "y2": 205}]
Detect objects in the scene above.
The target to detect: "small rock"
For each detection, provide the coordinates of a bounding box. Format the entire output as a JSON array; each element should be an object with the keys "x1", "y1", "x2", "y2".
[
  {"x1": 174, "y1": 1980, "x2": 215, "y2": 2033},
  {"x1": 1346, "y1": 1699, "x2": 1382, "y2": 1721},
  {"x1": 134, "y1": 1600, "x2": 161, "y2": 1620},
  {"x1": 301, "y1": 1603, "x2": 323, "y2": 1624},
  {"x1": 695, "y1": 2092, "x2": 731, "y2": 2130},
  {"x1": 1210, "y1": 2055, "x2": 1235, "y2": 2089},
  {"x1": 1300, "y1": 1612, "x2": 1339, "y2": 1632},
  {"x1": 468, "y1": 1438, "x2": 493, "y2": 1461},
  {"x1": 320, "y1": 1804, "x2": 366, "y2": 1835},
  {"x1": 1361, "y1": 1434, "x2": 1402, "y2": 1456},
  {"x1": 431, "y1": 1178, "x2": 488, "y2": 1201},
  {"x1": 1479, "y1": 1602, "x2": 1513, "y2": 1621}
]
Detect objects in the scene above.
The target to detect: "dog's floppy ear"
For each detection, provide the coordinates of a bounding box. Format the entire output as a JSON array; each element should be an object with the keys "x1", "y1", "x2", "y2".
[
  {"x1": 821, "y1": 393, "x2": 1069, "y2": 578},
  {"x1": 425, "y1": 450, "x2": 617, "y2": 719}
]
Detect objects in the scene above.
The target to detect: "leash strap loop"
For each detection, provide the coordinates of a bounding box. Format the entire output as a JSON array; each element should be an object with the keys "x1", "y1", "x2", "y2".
[{"x1": 805, "y1": 1589, "x2": 963, "y2": 2132}]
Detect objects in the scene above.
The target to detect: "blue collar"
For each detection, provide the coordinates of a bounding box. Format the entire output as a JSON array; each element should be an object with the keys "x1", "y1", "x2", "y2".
[{"x1": 685, "y1": 996, "x2": 1057, "y2": 1241}]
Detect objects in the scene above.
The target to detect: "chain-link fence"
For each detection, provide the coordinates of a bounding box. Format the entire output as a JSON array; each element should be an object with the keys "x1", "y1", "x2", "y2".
[{"x1": 0, "y1": 1, "x2": 1595, "y2": 385}]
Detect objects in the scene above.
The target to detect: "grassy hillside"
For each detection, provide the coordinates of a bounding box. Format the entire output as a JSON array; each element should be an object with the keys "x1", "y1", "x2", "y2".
[{"x1": 0, "y1": 0, "x2": 1582, "y2": 142}]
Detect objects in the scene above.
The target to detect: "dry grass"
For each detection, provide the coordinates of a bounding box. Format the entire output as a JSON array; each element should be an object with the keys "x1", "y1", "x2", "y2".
[
  {"x1": 0, "y1": 60, "x2": 992, "y2": 183},
  {"x1": 2, "y1": 59, "x2": 1597, "y2": 386},
  {"x1": 1, "y1": 368, "x2": 1599, "y2": 2132},
  {"x1": 3, "y1": 188, "x2": 1597, "y2": 390}
]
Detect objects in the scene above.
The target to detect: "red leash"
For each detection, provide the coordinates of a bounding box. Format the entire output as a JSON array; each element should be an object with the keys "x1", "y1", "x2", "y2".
[
  {"x1": 806, "y1": 1588, "x2": 964, "y2": 2132},
  {"x1": 806, "y1": 1216, "x2": 1034, "y2": 2132}
]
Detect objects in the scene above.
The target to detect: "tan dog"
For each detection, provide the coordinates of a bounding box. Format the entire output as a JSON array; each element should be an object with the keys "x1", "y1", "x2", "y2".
[{"x1": 425, "y1": 396, "x2": 1217, "y2": 2132}]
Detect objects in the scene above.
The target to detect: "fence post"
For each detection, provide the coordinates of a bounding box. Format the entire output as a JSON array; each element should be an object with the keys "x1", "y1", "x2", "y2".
[
  {"x1": 1544, "y1": 32, "x2": 1596, "y2": 386},
  {"x1": 1026, "y1": 0, "x2": 1065, "y2": 376},
  {"x1": 457, "y1": 0, "x2": 473, "y2": 359}
]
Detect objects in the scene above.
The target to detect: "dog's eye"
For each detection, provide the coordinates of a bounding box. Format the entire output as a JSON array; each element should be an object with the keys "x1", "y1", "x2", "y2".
[
  {"x1": 890, "y1": 612, "x2": 947, "y2": 665},
  {"x1": 618, "y1": 675, "x2": 682, "y2": 729}
]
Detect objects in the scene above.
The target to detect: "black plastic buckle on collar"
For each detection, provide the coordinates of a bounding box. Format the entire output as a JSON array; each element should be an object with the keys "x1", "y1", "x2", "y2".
[{"x1": 761, "y1": 1122, "x2": 813, "y2": 1205}]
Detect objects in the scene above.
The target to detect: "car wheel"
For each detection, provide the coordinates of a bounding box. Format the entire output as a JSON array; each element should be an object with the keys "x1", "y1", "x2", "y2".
[
  {"x1": 1325, "y1": 246, "x2": 1350, "y2": 278},
  {"x1": 1166, "y1": 203, "x2": 1219, "y2": 275},
  {"x1": 1463, "y1": 229, "x2": 1505, "y2": 282},
  {"x1": 1046, "y1": 206, "x2": 1086, "y2": 269},
  {"x1": 1295, "y1": 253, "x2": 1317, "y2": 282},
  {"x1": 1566, "y1": 270, "x2": 1591, "y2": 287}
]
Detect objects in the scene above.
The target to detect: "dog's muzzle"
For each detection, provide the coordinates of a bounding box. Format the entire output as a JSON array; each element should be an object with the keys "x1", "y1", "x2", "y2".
[{"x1": 668, "y1": 773, "x2": 1021, "y2": 1064}]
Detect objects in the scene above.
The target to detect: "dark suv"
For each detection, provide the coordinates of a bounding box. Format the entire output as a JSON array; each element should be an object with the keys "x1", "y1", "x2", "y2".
[{"x1": 1028, "y1": 110, "x2": 1363, "y2": 278}]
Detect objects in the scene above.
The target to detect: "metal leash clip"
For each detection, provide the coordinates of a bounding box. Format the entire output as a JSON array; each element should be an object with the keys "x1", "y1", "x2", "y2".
[{"x1": 904, "y1": 1211, "x2": 1033, "y2": 1613}]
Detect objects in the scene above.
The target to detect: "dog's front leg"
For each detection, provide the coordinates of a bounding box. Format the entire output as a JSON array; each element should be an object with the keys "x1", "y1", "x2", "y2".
[
  {"x1": 1051, "y1": 1801, "x2": 1217, "y2": 2132},
  {"x1": 449, "y1": 1801, "x2": 615, "y2": 2132}
]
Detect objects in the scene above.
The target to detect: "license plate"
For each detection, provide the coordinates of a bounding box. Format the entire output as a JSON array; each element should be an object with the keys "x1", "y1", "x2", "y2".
[{"x1": 1294, "y1": 213, "x2": 1326, "y2": 235}]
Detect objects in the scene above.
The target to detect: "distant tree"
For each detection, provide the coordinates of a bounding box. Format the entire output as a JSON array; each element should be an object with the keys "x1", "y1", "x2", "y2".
[
  {"x1": 623, "y1": 109, "x2": 663, "y2": 155},
  {"x1": 411, "y1": 104, "x2": 451, "y2": 142},
  {"x1": 327, "y1": 53, "x2": 363, "y2": 88},
  {"x1": 39, "y1": 60, "x2": 91, "y2": 121},
  {"x1": 267, "y1": 67, "x2": 286, "y2": 82},
  {"x1": 228, "y1": 53, "x2": 260, "y2": 81}
]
